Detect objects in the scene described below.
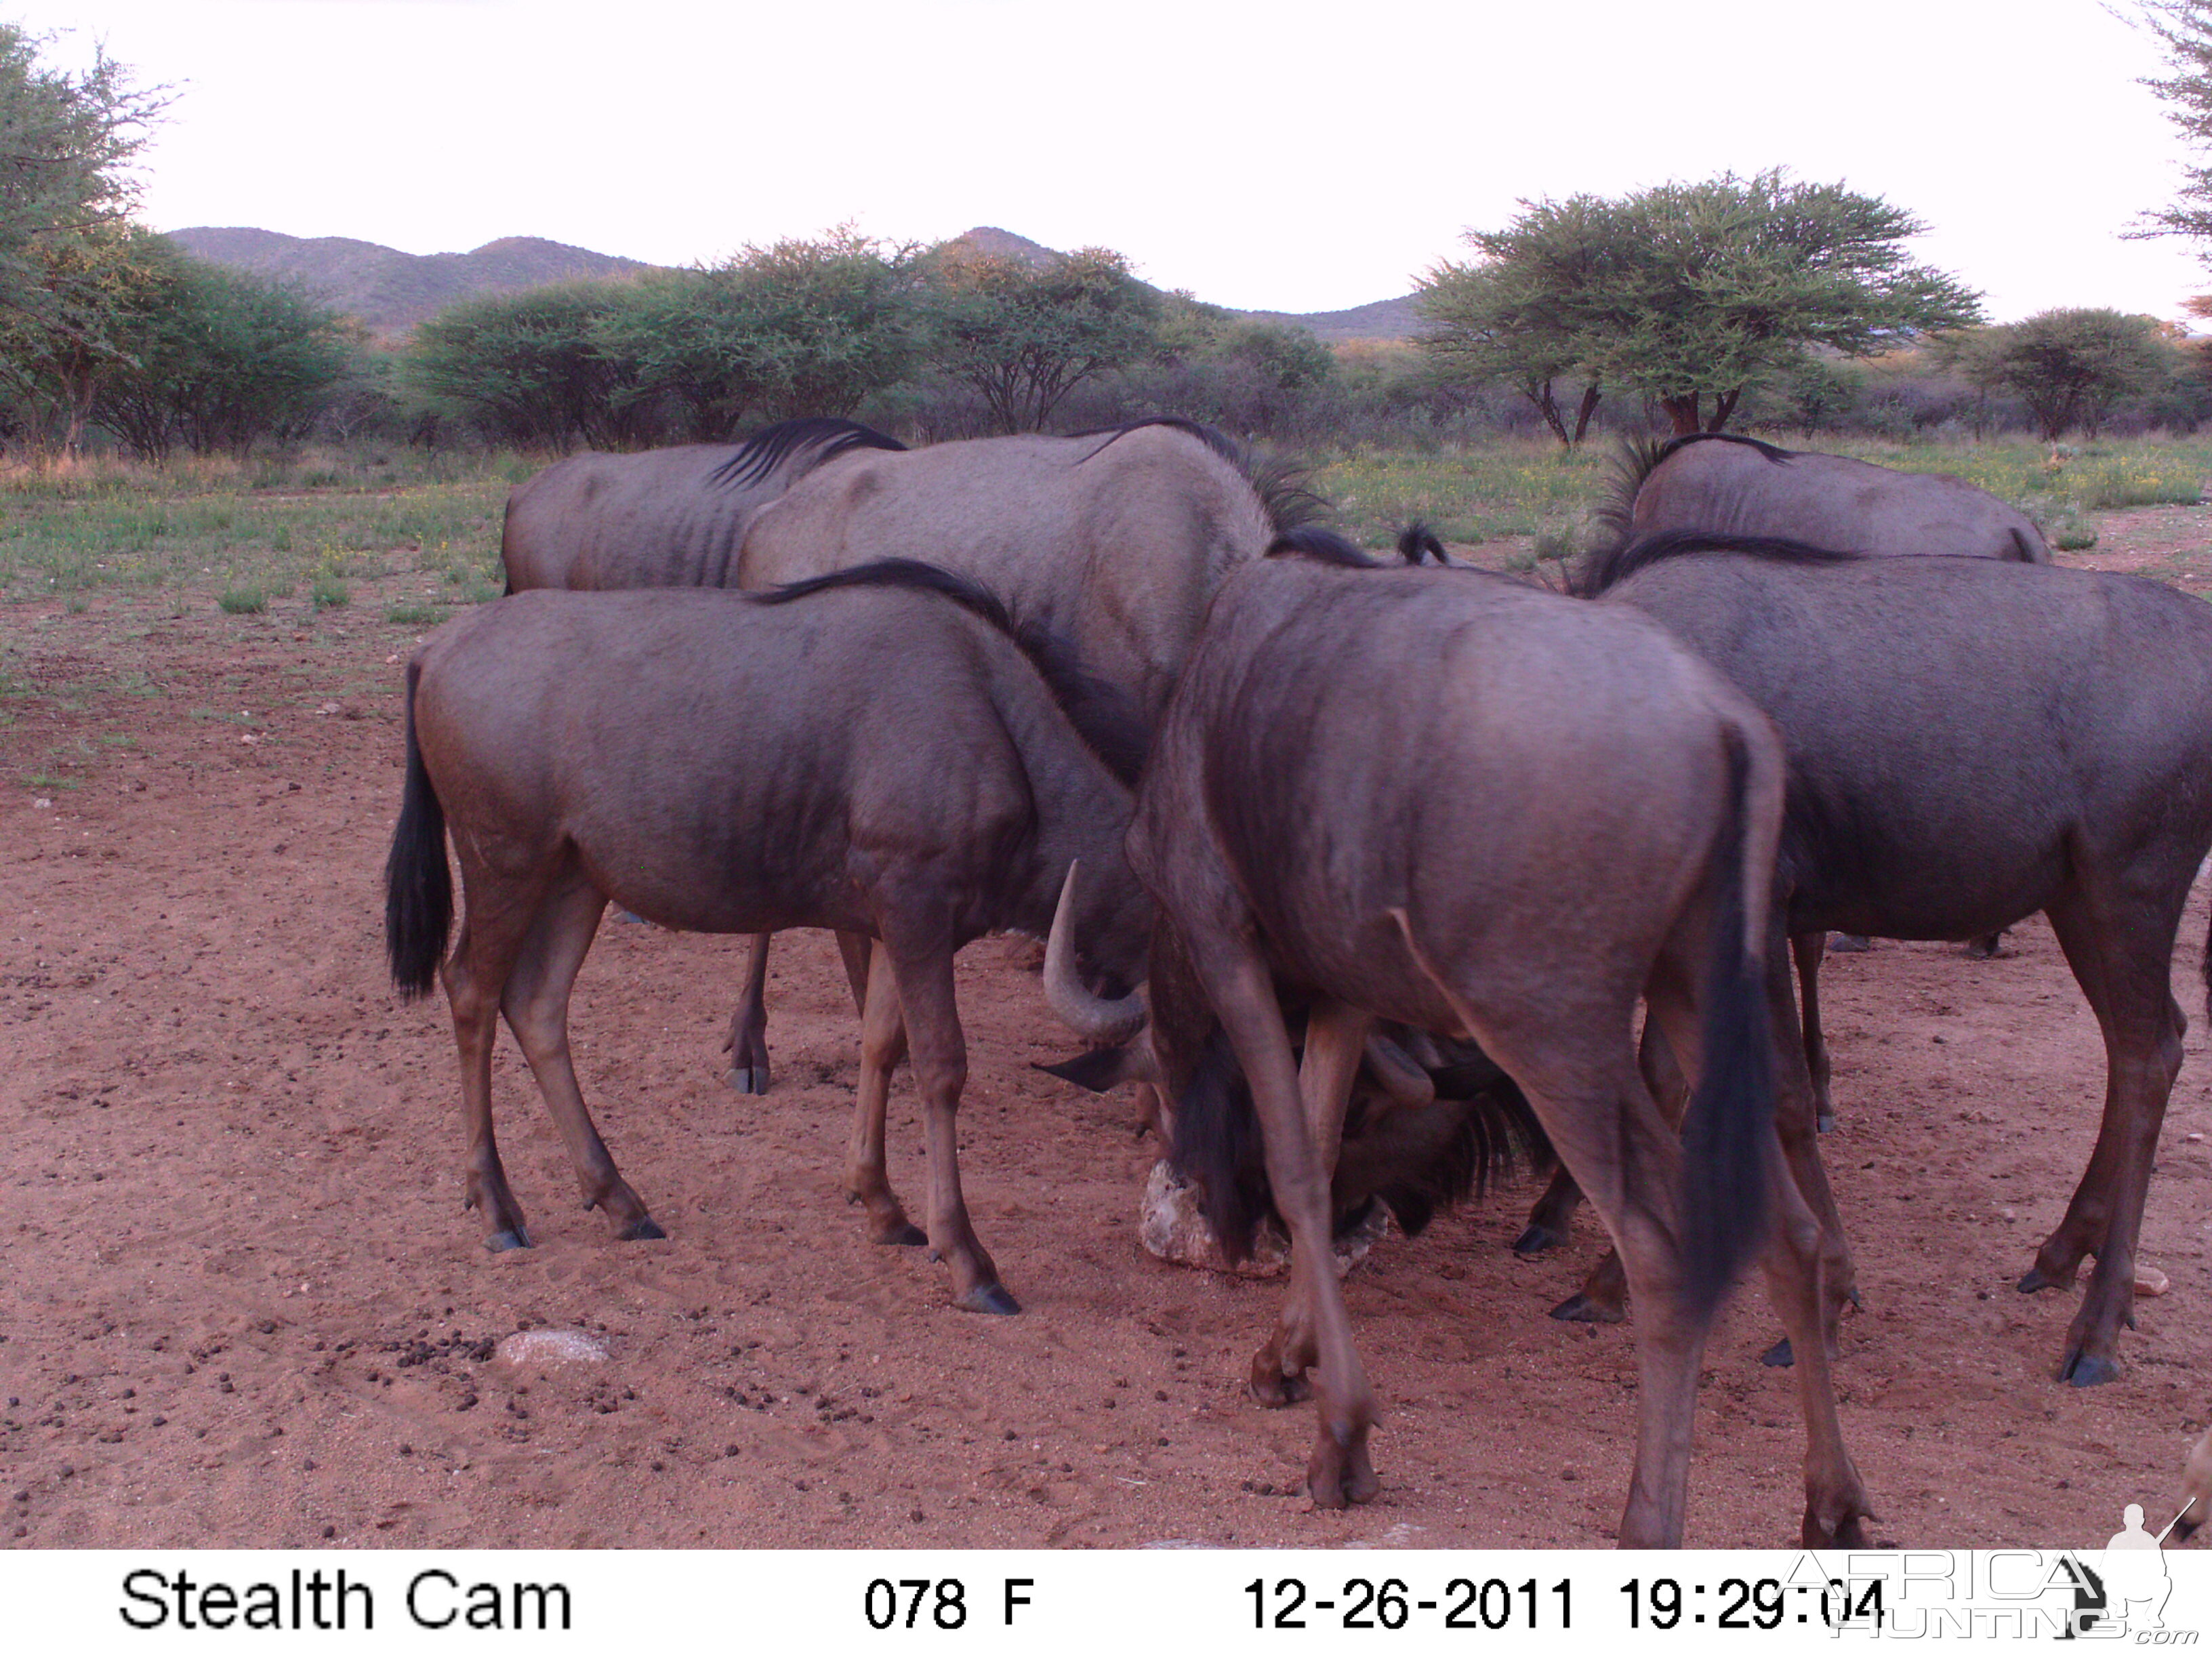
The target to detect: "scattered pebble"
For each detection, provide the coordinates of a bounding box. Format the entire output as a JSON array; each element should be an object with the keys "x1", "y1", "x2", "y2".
[
  {"x1": 32, "y1": 798, "x2": 50, "y2": 810},
  {"x1": 2137, "y1": 1266, "x2": 2171, "y2": 1298}
]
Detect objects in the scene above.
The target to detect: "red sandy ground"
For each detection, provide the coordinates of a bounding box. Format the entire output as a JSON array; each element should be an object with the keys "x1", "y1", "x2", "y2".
[{"x1": 5, "y1": 550, "x2": 2212, "y2": 1553}]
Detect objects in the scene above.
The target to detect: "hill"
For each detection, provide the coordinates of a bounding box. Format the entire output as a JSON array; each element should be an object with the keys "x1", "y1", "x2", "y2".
[
  {"x1": 165, "y1": 228, "x2": 653, "y2": 335},
  {"x1": 165, "y1": 224, "x2": 1421, "y2": 343}
]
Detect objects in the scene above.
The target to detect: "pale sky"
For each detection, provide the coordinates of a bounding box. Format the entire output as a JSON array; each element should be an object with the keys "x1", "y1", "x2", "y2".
[{"x1": 17, "y1": 0, "x2": 2212, "y2": 325}]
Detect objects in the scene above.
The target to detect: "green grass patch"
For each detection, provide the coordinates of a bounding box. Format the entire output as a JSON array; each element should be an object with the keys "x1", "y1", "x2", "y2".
[
  {"x1": 311, "y1": 575, "x2": 350, "y2": 609},
  {"x1": 385, "y1": 604, "x2": 438, "y2": 626},
  {"x1": 218, "y1": 586, "x2": 267, "y2": 615}
]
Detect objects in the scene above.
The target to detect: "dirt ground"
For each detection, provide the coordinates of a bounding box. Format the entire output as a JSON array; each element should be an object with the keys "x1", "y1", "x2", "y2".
[{"x1": 7, "y1": 550, "x2": 2212, "y2": 1553}]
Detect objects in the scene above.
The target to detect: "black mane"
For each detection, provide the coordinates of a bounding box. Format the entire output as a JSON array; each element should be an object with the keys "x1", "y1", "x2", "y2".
[
  {"x1": 1576, "y1": 530, "x2": 1862, "y2": 598},
  {"x1": 1589, "y1": 430, "x2": 1799, "y2": 573},
  {"x1": 1263, "y1": 525, "x2": 1380, "y2": 567},
  {"x1": 709, "y1": 417, "x2": 907, "y2": 493},
  {"x1": 1073, "y1": 416, "x2": 1328, "y2": 534},
  {"x1": 754, "y1": 559, "x2": 1147, "y2": 788}
]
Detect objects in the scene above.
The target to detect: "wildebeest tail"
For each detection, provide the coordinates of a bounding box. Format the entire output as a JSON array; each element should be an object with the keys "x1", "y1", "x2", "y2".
[
  {"x1": 1396, "y1": 523, "x2": 1452, "y2": 567},
  {"x1": 1073, "y1": 417, "x2": 1326, "y2": 534},
  {"x1": 383, "y1": 658, "x2": 452, "y2": 999},
  {"x1": 1678, "y1": 724, "x2": 1780, "y2": 1319}
]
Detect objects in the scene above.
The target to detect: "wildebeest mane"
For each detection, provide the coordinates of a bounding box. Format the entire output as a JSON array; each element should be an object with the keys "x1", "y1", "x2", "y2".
[
  {"x1": 754, "y1": 558, "x2": 1147, "y2": 788},
  {"x1": 1264, "y1": 525, "x2": 1380, "y2": 567},
  {"x1": 708, "y1": 417, "x2": 907, "y2": 493},
  {"x1": 1589, "y1": 430, "x2": 1799, "y2": 569},
  {"x1": 1073, "y1": 415, "x2": 1328, "y2": 534},
  {"x1": 1168, "y1": 1013, "x2": 1553, "y2": 1258},
  {"x1": 1574, "y1": 529, "x2": 1862, "y2": 598}
]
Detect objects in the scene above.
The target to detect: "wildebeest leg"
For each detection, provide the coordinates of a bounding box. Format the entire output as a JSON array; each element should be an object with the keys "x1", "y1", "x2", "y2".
[
  {"x1": 1646, "y1": 967, "x2": 1872, "y2": 1545},
  {"x1": 499, "y1": 869, "x2": 663, "y2": 1241},
  {"x1": 1515, "y1": 1165, "x2": 1584, "y2": 1257},
  {"x1": 1503, "y1": 1040, "x2": 1707, "y2": 1548},
  {"x1": 1520, "y1": 1009, "x2": 1685, "y2": 1275},
  {"x1": 846, "y1": 939, "x2": 926, "y2": 1247},
  {"x1": 1196, "y1": 952, "x2": 1377, "y2": 1506},
  {"x1": 1793, "y1": 930, "x2": 1837, "y2": 1132},
  {"x1": 1761, "y1": 941, "x2": 1859, "y2": 1327},
  {"x1": 1965, "y1": 930, "x2": 2007, "y2": 960},
  {"x1": 722, "y1": 932, "x2": 774, "y2": 1095},
  {"x1": 1543, "y1": 1019, "x2": 1679, "y2": 1323},
  {"x1": 835, "y1": 929, "x2": 873, "y2": 1012},
  {"x1": 878, "y1": 932, "x2": 1015, "y2": 1315},
  {"x1": 1251, "y1": 997, "x2": 1372, "y2": 1409},
  {"x1": 439, "y1": 869, "x2": 545, "y2": 1252},
  {"x1": 2022, "y1": 885, "x2": 2188, "y2": 1385}
]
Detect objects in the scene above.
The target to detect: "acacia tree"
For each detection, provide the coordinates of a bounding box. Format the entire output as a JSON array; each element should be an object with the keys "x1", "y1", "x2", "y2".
[
  {"x1": 1420, "y1": 170, "x2": 1982, "y2": 438},
  {"x1": 600, "y1": 228, "x2": 922, "y2": 437},
  {"x1": 1418, "y1": 194, "x2": 1612, "y2": 445},
  {"x1": 2133, "y1": 1, "x2": 2212, "y2": 254},
  {"x1": 407, "y1": 282, "x2": 657, "y2": 450},
  {"x1": 1938, "y1": 309, "x2": 2173, "y2": 440},
  {"x1": 922, "y1": 246, "x2": 1160, "y2": 432},
  {"x1": 0, "y1": 26, "x2": 169, "y2": 453}
]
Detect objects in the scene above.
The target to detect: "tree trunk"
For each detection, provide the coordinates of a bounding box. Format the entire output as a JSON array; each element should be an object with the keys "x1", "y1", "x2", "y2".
[
  {"x1": 1660, "y1": 394, "x2": 1701, "y2": 436},
  {"x1": 1523, "y1": 377, "x2": 1572, "y2": 447},
  {"x1": 1570, "y1": 383, "x2": 1603, "y2": 444},
  {"x1": 1704, "y1": 388, "x2": 1741, "y2": 432}
]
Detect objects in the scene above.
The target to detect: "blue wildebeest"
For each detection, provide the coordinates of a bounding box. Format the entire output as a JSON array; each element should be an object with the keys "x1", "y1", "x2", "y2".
[
  {"x1": 1599, "y1": 432, "x2": 2051, "y2": 565},
  {"x1": 382, "y1": 562, "x2": 1151, "y2": 1314},
  {"x1": 500, "y1": 417, "x2": 1330, "y2": 1098},
  {"x1": 1542, "y1": 533, "x2": 2212, "y2": 1387},
  {"x1": 1086, "y1": 529, "x2": 1870, "y2": 1546}
]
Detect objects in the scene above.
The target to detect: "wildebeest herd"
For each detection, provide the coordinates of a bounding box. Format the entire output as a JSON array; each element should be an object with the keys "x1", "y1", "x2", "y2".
[{"x1": 383, "y1": 421, "x2": 2212, "y2": 1547}]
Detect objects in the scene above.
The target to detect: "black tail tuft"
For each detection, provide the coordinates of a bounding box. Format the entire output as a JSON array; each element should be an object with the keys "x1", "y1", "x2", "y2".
[
  {"x1": 1395, "y1": 523, "x2": 1452, "y2": 566},
  {"x1": 1678, "y1": 731, "x2": 1776, "y2": 1318},
  {"x1": 383, "y1": 660, "x2": 452, "y2": 998}
]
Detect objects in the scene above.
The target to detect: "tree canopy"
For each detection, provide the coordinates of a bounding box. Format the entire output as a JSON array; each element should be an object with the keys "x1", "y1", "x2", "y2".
[
  {"x1": 920, "y1": 246, "x2": 1160, "y2": 433},
  {"x1": 1936, "y1": 309, "x2": 2175, "y2": 441},
  {"x1": 1418, "y1": 169, "x2": 1983, "y2": 439},
  {"x1": 2133, "y1": 1, "x2": 2212, "y2": 257}
]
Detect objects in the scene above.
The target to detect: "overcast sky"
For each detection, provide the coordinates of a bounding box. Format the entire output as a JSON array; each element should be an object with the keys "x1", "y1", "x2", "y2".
[{"x1": 17, "y1": 0, "x2": 2212, "y2": 323}]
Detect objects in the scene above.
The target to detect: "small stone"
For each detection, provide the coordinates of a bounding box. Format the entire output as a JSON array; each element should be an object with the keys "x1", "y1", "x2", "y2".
[
  {"x1": 2137, "y1": 1265, "x2": 2171, "y2": 1298},
  {"x1": 321, "y1": 1524, "x2": 335, "y2": 1539},
  {"x1": 33, "y1": 798, "x2": 50, "y2": 810},
  {"x1": 493, "y1": 1330, "x2": 609, "y2": 1369}
]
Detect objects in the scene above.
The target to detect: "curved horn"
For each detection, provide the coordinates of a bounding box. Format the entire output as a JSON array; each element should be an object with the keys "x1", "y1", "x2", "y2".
[{"x1": 1044, "y1": 860, "x2": 1145, "y2": 1044}]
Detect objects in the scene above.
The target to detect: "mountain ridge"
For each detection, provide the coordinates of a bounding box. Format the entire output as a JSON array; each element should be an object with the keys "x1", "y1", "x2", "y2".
[{"x1": 165, "y1": 224, "x2": 1419, "y2": 343}]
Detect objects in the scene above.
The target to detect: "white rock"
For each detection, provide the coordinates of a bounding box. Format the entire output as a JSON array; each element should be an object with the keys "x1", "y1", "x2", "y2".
[
  {"x1": 1138, "y1": 1160, "x2": 1386, "y2": 1278},
  {"x1": 493, "y1": 1329, "x2": 608, "y2": 1368}
]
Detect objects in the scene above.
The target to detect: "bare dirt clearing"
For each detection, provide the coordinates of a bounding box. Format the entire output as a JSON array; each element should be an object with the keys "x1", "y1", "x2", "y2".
[{"x1": 5, "y1": 535, "x2": 2212, "y2": 1552}]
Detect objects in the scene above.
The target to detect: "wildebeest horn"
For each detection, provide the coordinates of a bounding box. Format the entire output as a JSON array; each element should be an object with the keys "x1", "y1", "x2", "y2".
[{"x1": 1044, "y1": 861, "x2": 1145, "y2": 1044}]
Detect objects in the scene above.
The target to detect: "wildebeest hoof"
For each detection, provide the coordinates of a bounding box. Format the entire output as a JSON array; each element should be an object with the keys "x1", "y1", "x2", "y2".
[
  {"x1": 618, "y1": 1217, "x2": 668, "y2": 1242},
  {"x1": 876, "y1": 1222, "x2": 928, "y2": 1247},
  {"x1": 1511, "y1": 1223, "x2": 1565, "y2": 1257},
  {"x1": 2062, "y1": 1350, "x2": 2123, "y2": 1388},
  {"x1": 2018, "y1": 1265, "x2": 2072, "y2": 1294},
  {"x1": 1828, "y1": 933, "x2": 1872, "y2": 953},
  {"x1": 1816, "y1": 1109, "x2": 1837, "y2": 1134},
  {"x1": 1249, "y1": 1365, "x2": 1312, "y2": 1408},
  {"x1": 723, "y1": 1066, "x2": 770, "y2": 1094},
  {"x1": 958, "y1": 1283, "x2": 1021, "y2": 1315},
  {"x1": 485, "y1": 1227, "x2": 531, "y2": 1252},
  {"x1": 1804, "y1": 1507, "x2": 1872, "y2": 1549},
  {"x1": 1549, "y1": 1290, "x2": 1625, "y2": 1325},
  {"x1": 1761, "y1": 1336, "x2": 1795, "y2": 1368}
]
